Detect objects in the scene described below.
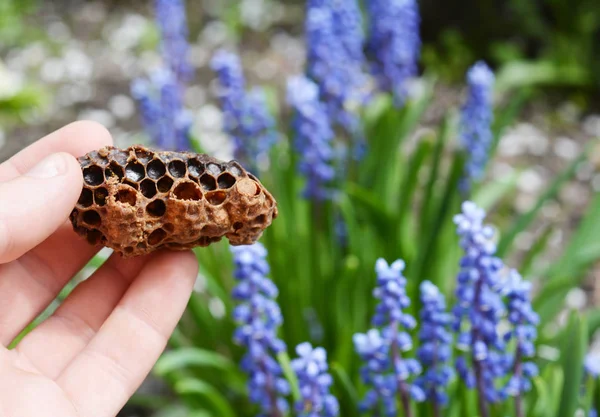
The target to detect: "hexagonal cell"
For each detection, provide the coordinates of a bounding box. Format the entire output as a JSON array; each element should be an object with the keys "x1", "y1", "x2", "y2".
[
  {"x1": 124, "y1": 246, "x2": 134, "y2": 255},
  {"x1": 206, "y1": 190, "x2": 227, "y2": 205},
  {"x1": 157, "y1": 176, "x2": 174, "y2": 193},
  {"x1": 94, "y1": 187, "x2": 108, "y2": 206},
  {"x1": 233, "y1": 221, "x2": 243, "y2": 230},
  {"x1": 146, "y1": 199, "x2": 166, "y2": 217},
  {"x1": 254, "y1": 214, "x2": 267, "y2": 224},
  {"x1": 83, "y1": 165, "x2": 104, "y2": 186},
  {"x1": 111, "y1": 149, "x2": 129, "y2": 165},
  {"x1": 147, "y1": 159, "x2": 166, "y2": 180},
  {"x1": 148, "y1": 228, "x2": 167, "y2": 245},
  {"x1": 218, "y1": 172, "x2": 236, "y2": 189},
  {"x1": 187, "y1": 158, "x2": 204, "y2": 177},
  {"x1": 116, "y1": 188, "x2": 137, "y2": 206},
  {"x1": 105, "y1": 161, "x2": 124, "y2": 180},
  {"x1": 125, "y1": 161, "x2": 145, "y2": 182},
  {"x1": 168, "y1": 160, "x2": 187, "y2": 178},
  {"x1": 173, "y1": 182, "x2": 202, "y2": 201},
  {"x1": 86, "y1": 229, "x2": 105, "y2": 245},
  {"x1": 228, "y1": 162, "x2": 244, "y2": 177},
  {"x1": 207, "y1": 163, "x2": 222, "y2": 176},
  {"x1": 135, "y1": 148, "x2": 154, "y2": 164},
  {"x1": 78, "y1": 188, "x2": 94, "y2": 207},
  {"x1": 140, "y1": 179, "x2": 157, "y2": 198},
  {"x1": 199, "y1": 174, "x2": 217, "y2": 191}
]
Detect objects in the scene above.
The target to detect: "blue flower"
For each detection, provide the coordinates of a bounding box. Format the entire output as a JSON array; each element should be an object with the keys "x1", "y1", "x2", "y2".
[
  {"x1": 291, "y1": 342, "x2": 339, "y2": 417},
  {"x1": 131, "y1": 69, "x2": 192, "y2": 150},
  {"x1": 501, "y1": 270, "x2": 539, "y2": 397},
  {"x1": 452, "y1": 201, "x2": 507, "y2": 406},
  {"x1": 585, "y1": 352, "x2": 600, "y2": 378},
  {"x1": 211, "y1": 50, "x2": 277, "y2": 171},
  {"x1": 459, "y1": 62, "x2": 495, "y2": 192},
  {"x1": 366, "y1": 0, "x2": 421, "y2": 105},
  {"x1": 415, "y1": 281, "x2": 453, "y2": 407},
  {"x1": 354, "y1": 259, "x2": 425, "y2": 416},
  {"x1": 287, "y1": 75, "x2": 336, "y2": 201},
  {"x1": 231, "y1": 243, "x2": 290, "y2": 416},
  {"x1": 306, "y1": 0, "x2": 368, "y2": 136},
  {"x1": 155, "y1": 0, "x2": 192, "y2": 82}
]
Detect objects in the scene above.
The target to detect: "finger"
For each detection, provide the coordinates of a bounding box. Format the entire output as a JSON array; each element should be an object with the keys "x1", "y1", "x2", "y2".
[
  {"x1": 0, "y1": 223, "x2": 99, "y2": 345},
  {"x1": 56, "y1": 250, "x2": 198, "y2": 417},
  {"x1": 15, "y1": 253, "x2": 151, "y2": 378},
  {"x1": 0, "y1": 120, "x2": 113, "y2": 182},
  {"x1": 0, "y1": 152, "x2": 83, "y2": 264}
]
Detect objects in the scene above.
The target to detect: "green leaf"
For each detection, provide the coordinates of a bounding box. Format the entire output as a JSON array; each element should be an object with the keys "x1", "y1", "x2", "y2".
[
  {"x1": 331, "y1": 362, "x2": 359, "y2": 417},
  {"x1": 154, "y1": 348, "x2": 236, "y2": 376},
  {"x1": 277, "y1": 350, "x2": 301, "y2": 402},
  {"x1": 174, "y1": 378, "x2": 236, "y2": 417},
  {"x1": 557, "y1": 312, "x2": 588, "y2": 417}
]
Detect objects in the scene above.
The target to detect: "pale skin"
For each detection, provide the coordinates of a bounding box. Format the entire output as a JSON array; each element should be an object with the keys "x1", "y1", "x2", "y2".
[{"x1": 0, "y1": 121, "x2": 199, "y2": 417}]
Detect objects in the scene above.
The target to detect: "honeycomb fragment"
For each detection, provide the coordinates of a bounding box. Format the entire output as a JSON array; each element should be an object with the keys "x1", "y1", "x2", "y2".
[{"x1": 70, "y1": 145, "x2": 278, "y2": 257}]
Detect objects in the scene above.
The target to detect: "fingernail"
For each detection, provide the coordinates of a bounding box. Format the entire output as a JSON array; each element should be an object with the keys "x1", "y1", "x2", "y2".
[{"x1": 25, "y1": 153, "x2": 69, "y2": 179}]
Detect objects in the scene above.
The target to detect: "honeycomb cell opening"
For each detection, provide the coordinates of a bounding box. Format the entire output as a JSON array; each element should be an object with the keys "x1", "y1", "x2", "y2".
[
  {"x1": 78, "y1": 188, "x2": 93, "y2": 207},
  {"x1": 148, "y1": 228, "x2": 167, "y2": 245},
  {"x1": 146, "y1": 199, "x2": 166, "y2": 217},
  {"x1": 94, "y1": 187, "x2": 108, "y2": 206},
  {"x1": 233, "y1": 221, "x2": 243, "y2": 230},
  {"x1": 140, "y1": 179, "x2": 158, "y2": 198},
  {"x1": 207, "y1": 163, "x2": 222, "y2": 176},
  {"x1": 135, "y1": 148, "x2": 154, "y2": 163},
  {"x1": 173, "y1": 182, "x2": 202, "y2": 201},
  {"x1": 106, "y1": 162, "x2": 124, "y2": 180},
  {"x1": 157, "y1": 176, "x2": 174, "y2": 193},
  {"x1": 116, "y1": 188, "x2": 137, "y2": 206},
  {"x1": 199, "y1": 174, "x2": 217, "y2": 191},
  {"x1": 168, "y1": 160, "x2": 187, "y2": 178},
  {"x1": 218, "y1": 173, "x2": 236, "y2": 189},
  {"x1": 187, "y1": 158, "x2": 204, "y2": 177},
  {"x1": 86, "y1": 229, "x2": 105, "y2": 245},
  {"x1": 125, "y1": 161, "x2": 145, "y2": 182},
  {"x1": 147, "y1": 159, "x2": 166, "y2": 179},
  {"x1": 254, "y1": 214, "x2": 267, "y2": 224},
  {"x1": 206, "y1": 190, "x2": 227, "y2": 205},
  {"x1": 228, "y1": 162, "x2": 243, "y2": 177},
  {"x1": 83, "y1": 165, "x2": 104, "y2": 186}
]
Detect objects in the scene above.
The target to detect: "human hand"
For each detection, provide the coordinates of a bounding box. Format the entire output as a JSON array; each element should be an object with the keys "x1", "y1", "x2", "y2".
[{"x1": 0, "y1": 122, "x2": 199, "y2": 417}]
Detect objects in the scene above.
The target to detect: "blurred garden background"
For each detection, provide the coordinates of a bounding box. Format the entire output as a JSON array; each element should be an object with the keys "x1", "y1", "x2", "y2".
[{"x1": 2, "y1": 0, "x2": 600, "y2": 416}]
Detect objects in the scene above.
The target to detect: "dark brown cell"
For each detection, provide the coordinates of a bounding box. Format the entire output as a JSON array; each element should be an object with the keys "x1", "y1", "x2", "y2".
[{"x1": 69, "y1": 145, "x2": 278, "y2": 257}]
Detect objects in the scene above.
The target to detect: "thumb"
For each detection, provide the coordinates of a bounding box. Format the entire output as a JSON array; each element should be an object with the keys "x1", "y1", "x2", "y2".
[{"x1": 0, "y1": 152, "x2": 83, "y2": 263}]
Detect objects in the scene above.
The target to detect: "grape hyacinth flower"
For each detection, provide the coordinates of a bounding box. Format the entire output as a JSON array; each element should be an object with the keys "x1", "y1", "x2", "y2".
[
  {"x1": 453, "y1": 201, "x2": 507, "y2": 417},
  {"x1": 287, "y1": 75, "x2": 336, "y2": 201},
  {"x1": 306, "y1": 0, "x2": 368, "y2": 136},
  {"x1": 291, "y1": 342, "x2": 339, "y2": 417},
  {"x1": 585, "y1": 352, "x2": 600, "y2": 378},
  {"x1": 415, "y1": 281, "x2": 453, "y2": 416},
  {"x1": 366, "y1": 0, "x2": 421, "y2": 105},
  {"x1": 502, "y1": 270, "x2": 539, "y2": 417},
  {"x1": 354, "y1": 259, "x2": 424, "y2": 417},
  {"x1": 155, "y1": 0, "x2": 192, "y2": 83},
  {"x1": 131, "y1": 69, "x2": 192, "y2": 150},
  {"x1": 231, "y1": 243, "x2": 290, "y2": 416},
  {"x1": 211, "y1": 50, "x2": 277, "y2": 171},
  {"x1": 459, "y1": 62, "x2": 495, "y2": 192}
]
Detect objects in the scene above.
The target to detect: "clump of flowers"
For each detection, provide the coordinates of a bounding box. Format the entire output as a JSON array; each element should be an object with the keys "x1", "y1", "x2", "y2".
[
  {"x1": 305, "y1": 0, "x2": 368, "y2": 136},
  {"x1": 155, "y1": 0, "x2": 192, "y2": 83},
  {"x1": 210, "y1": 50, "x2": 277, "y2": 171},
  {"x1": 291, "y1": 342, "x2": 339, "y2": 417},
  {"x1": 452, "y1": 201, "x2": 507, "y2": 415},
  {"x1": 458, "y1": 62, "x2": 495, "y2": 192},
  {"x1": 366, "y1": 0, "x2": 421, "y2": 105},
  {"x1": 231, "y1": 243, "x2": 290, "y2": 416},
  {"x1": 354, "y1": 259, "x2": 424, "y2": 417},
  {"x1": 287, "y1": 75, "x2": 336, "y2": 201},
  {"x1": 415, "y1": 281, "x2": 453, "y2": 414}
]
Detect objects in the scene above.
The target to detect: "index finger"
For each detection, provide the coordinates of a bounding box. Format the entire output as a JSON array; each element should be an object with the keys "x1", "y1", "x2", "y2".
[{"x1": 0, "y1": 120, "x2": 113, "y2": 182}]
